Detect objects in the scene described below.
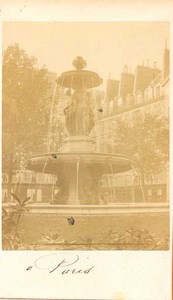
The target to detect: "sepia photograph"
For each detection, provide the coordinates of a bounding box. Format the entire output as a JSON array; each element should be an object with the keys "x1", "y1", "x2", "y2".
[{"x1": 2, "y1": 21, "x2": 170, "y2": 251}]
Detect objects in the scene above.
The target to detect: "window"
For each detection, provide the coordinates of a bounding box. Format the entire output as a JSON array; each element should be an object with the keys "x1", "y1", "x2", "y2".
[
  {"x1": 2, "y1": 188, "x2": 8, "y2": 202},
  {"x1": 27, "y1": 189, "x2": 36, "y2": 202},
  {"x1": 2, "y1": 174, "x2": 8, "y2": 183},
  {"x1": 158, "y1": 189, "x2": 162, "y2": 196},
  {"x1": 132, "y1": 109, "x2": 141, "y2": 120},
  {"x1": 148, "y1": 189, "x2": 152, "y2": 196},
  {"x1": 155, "y1": 102, "x2": 162, "y2": 115},
  {"x1": 37, "y1": 189, "x2": 42, "y2": 202},
  {"x1": 155, "y1": 85, "x2": 161, "y2": 98}
]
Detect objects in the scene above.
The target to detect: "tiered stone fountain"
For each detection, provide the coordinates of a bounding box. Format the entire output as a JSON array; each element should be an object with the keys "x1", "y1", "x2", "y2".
[{"x1": 27, "y1": 57, "x2": 132, "y2": 206}]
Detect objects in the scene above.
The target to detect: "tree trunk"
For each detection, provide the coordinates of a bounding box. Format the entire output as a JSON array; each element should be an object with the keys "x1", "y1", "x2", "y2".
[
  {"x1": 149, "y1": 171, "x2": 153, "y2": 185},
  {"x1": 7, "y1": 170, "x2": 13, "y2": 202},
  {"x1": 140, "y1": 175, "x2": 146, "y2": 202},
  {"x1": 131, "y1": 163, "x2": 146, "y2": 202}
]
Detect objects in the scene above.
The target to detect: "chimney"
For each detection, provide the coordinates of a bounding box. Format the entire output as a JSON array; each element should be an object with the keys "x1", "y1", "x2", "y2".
[
  {"x1": 163, "y1": 41, "x2": 170, "y2": 79},
  {"x1": 118, "y1": 71, "x2": 134, "y2": 99},
  {"x1": 153, "y1": 61, "x2": 157, "y2": 69},
  {"x1": 134, "y1": 65, "x2": 161, "y2": 94}
]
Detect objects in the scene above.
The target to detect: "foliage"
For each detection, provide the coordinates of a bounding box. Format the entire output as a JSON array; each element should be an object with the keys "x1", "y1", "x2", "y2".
[
  {"x1": 112, "y1": 114, "x2": 169, "y2": 198},
  {"x1": 100, "y1": 228, "x2": 169, "y2": 250},
  {"x1": 42, "y1": 233, "x2": 65, "y2": 244},
  {"x1": 2, "y1": 193, "x2": 31, "y2": 250},
  {"x1": 38, "y1": 228, "x2": 169, "y2": 250},
  {"x1": 2, "y1": 43, "x2": 51, "y2": 200},
  {"x1": 114, "y1": 114, "x2": 169, "y2": 171},
  {"x1": 48, "y1": 117, "x2": 67, "y2": 152},
  {"x1": 41, "y1": 233, "x2": 77, "y2": 250}
]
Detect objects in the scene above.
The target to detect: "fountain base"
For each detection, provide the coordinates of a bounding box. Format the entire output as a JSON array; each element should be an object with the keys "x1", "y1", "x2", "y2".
[{"x1": 66, "y1": 177, "x2": 80, "y2": 205}]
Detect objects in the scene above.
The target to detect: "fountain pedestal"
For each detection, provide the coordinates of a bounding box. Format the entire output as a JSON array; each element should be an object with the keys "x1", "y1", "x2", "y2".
[
  {"x1": 67, "y1": 177, "x2": 80, "y2": 205},
  {"x1": 61, "y1": 136, "x2": 96, "y2": 153}
]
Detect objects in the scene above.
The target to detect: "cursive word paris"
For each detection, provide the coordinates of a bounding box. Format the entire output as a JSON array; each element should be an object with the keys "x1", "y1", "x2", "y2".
[{"x1": 26, "y1": 253, "x2": 95, "y2": 275}]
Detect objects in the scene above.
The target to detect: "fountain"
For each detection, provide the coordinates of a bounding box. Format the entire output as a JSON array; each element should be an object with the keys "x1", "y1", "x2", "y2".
[{"x1": 27, "y1": 57, "x2": 132, "y2": 206}]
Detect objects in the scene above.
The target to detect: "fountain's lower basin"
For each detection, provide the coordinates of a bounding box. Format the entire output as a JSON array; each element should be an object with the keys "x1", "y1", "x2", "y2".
[
  {"x1": 26, "y1": 152, "x2": 132, "y2": 205},
  {"x1": 27, "y1": 152, "x2": 132, "y2": 175}
]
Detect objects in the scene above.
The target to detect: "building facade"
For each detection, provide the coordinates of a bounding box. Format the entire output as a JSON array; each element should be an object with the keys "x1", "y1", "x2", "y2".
[{"x1": 91, "y1": 47, "x2": 169, "y2": 203}]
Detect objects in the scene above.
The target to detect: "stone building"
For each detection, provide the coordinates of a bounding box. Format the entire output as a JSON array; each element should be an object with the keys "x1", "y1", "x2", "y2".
[{"x1": 92, "y1": 46, "x2": 169, "y2": 203}]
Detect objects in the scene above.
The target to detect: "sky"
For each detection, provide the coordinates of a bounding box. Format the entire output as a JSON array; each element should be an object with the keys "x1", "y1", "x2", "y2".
[{"x1": 3, "y1": 22, "x2": 169, "y2": 88}]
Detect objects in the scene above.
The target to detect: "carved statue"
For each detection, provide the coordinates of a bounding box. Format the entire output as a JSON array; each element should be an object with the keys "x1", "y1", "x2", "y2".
[{"x1": 64, "y1": 90, "x2": 94, "y2": 136}]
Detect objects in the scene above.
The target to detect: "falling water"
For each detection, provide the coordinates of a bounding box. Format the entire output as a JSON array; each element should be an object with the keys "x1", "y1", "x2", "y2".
[
  {"x1": 47, "y1": 83, "x2": 58, "y2": 152},
  {"x1": 38, "y1": 161, "x2": 48, "y2": 192},
  {"x1": 28, "y1": 172, "x2": 34, "y2": 191},
  {"x1": 27, "y1": 172, "x2": 37, "y2": 202},
  {"x1": 76, "y1": 159, "x2": 80, "y2": 203},
  {"x1": 18, "y1": 162, "x2": 27, "y2": 198},
  {"x1": 69, "y1": 75, "x2": 74, "y2": 136},
  {"x1": 105, "y1": 160, "x2": 113, "y2": 203},
  {"x1": 51, "y1": 177, "x2": 56, "y2": 204},
  {"x1": 91, "y1": 76, "x2": 102, "y2": 152},
  {"x1": 91, "y1": 77, "x2": 98, "y2": 150},
  {"x1": 108, "y1": 158, "x2": 116, "y2": 202}
]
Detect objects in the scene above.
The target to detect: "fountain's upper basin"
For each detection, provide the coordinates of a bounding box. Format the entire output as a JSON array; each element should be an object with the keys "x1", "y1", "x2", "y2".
[
  {"x1": 26, "y1": 152, "x2": 132, "y2": 175},
  {"x1": 56, "y1": 70, "x2": 103, "y2": 89}
]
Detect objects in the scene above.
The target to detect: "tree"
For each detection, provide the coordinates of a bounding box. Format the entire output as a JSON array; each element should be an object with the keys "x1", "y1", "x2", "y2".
[
  {"x1": 48, "y1": 117, "x2": 67, "y2": 152},
  {"x1": 112, "y1": 113, "x2": 169, "y2": 200},
  {"x1": 2, "y1": 44, "x2": 51, "y2": 201},
  {"x1": 2, "y1": 193, "x2": 31, "y2": 249}
]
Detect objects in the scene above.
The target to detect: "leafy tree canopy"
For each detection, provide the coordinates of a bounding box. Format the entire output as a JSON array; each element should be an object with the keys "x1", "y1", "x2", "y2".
[
  {"x1": 3, "y1": 43, "x2": 51, "y2": 171},
  {"x1": 113, "y1": 113, "x2": 169, "y2": 181}
]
